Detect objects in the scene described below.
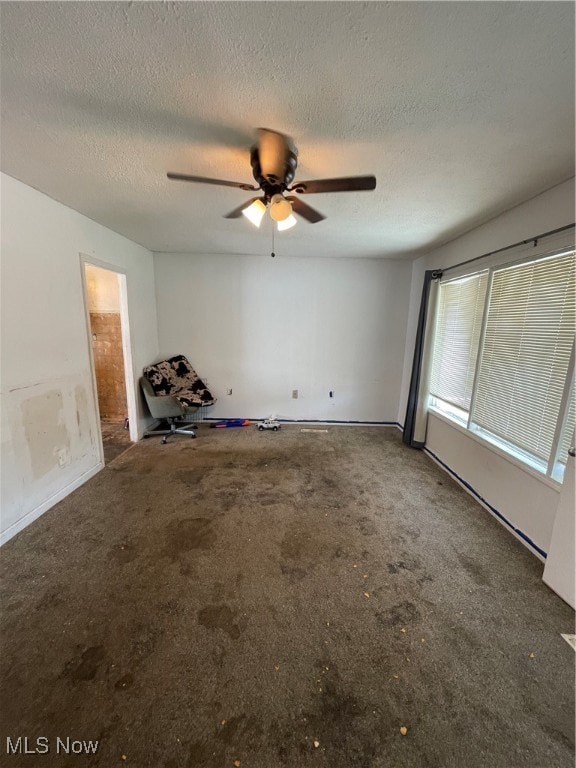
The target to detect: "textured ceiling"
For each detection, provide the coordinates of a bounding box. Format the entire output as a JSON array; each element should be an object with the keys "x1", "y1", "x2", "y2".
[{"x1": 1, "y1": 1, "x2": 574, "y2": 258}]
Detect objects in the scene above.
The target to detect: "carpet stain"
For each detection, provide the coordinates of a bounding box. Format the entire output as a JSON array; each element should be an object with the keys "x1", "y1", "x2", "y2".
[
  {"x1": 63, "y1": 645, "x2": 106, "y2": 681},
  {"x1": 358, "y1": 516, "x2": 377, "y2": 536},
  {"x1": 177, "y1": 470, "x2": 206, "y2": 487},
  {"x1": 36, "y1": 587, "x2": 65, "y2": 609},
  {"x1": 387, "y1": 560, "x2": 410, "y2": 573},
  {"x1": 114, "y1": 672, "x2": 134, "y2": 690},
  {"x1": 333, "y1": 546, "x2": 349, "y2": 559},
  {"x1": 109, "y1": 541, "x2": 138, "y2": 564},
  {"x1": 187, "y1": 714, "x2": 263, "y2": 767},
  {"x1": 3, "y1": 599, "x2": 24, "y2": 613},
  {"x1": 280, "y1": 563, "x2": 308, "y2": 582},
  {"x1": 198, "y1": 604, "x2": 245, "y2": 640},
  {"x1": 377, "y1": 600, "x2": 421, "y2": 627},
  {"x1": 165, "y1": 517, "x2": 216, "y2": 559},
  {"x1": 256, "y1": 492, "x2": 278, "y2": 507},
  {"x1": 293, "y1": 661, "x2": 374, "y2": 768},
  {"x1": 211, "y1": 581, "x2": 226, "y2": 601},
  {"x1": 211, "y1": 644, "x2": 227, "y2": 667},
  {"x1": 457, "y1": 552, "x2": 492, "y2": 587},
  {"x1": 280, "y1": 529, "x2": 322, "y2": 562},
  {"x1": 280, "y1": 530, "x2": 305, "y2": 559},
  {"x1": 158, "y1": 598, "x2": 182, "y2": 616}
]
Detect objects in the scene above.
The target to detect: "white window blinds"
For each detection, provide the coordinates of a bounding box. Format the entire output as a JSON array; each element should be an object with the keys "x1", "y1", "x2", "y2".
[
  {"x1": 429, "y1": 272, "x2": 488, "y2": 411},
  {"x1": 471, "y1": 251, "x2": 576, "y2": 463}
]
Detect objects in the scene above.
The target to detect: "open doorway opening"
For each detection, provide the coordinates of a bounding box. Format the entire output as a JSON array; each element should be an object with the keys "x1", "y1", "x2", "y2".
[{"x1": 83, "y1": 262, "x2": 135, "y2": 464}]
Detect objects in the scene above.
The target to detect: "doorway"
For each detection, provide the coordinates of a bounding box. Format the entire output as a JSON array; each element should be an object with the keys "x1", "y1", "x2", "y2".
[{"x1": 83, "y1": 262, "x2": 136, "y2": 464}]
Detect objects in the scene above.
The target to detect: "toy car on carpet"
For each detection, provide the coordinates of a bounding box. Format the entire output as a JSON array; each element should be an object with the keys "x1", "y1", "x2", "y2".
[{"x1": 257, "y1": 418, "x2": 281, "y2": 431}]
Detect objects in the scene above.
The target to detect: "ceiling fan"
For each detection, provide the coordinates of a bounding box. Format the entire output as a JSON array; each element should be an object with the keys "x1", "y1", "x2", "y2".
[{"x1": 167, "y1": 128, "x2": 377, "y2": 230}]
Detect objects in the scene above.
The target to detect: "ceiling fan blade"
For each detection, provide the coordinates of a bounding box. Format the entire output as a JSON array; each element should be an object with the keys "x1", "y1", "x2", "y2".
[
  {"x1": 285, "y1": 196, "x2": 325, "y2": 223},
  {"x1": 290, "y1": 175, "x2": 376, "y2": 195},
  {"x1": 257, "y1": 128, "x2": 291, "y2": 182},
  {"x1": 167, "y1": 172, "x2": 256, "y2": 191},
  {"x1": 223, "y1": 197, "x2": 261, "y2": 219}
]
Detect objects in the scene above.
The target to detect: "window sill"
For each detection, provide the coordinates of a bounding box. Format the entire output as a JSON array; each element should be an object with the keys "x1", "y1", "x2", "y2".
[{"x1": 427, "y1": 407, "x2": 562, "y2": 492}]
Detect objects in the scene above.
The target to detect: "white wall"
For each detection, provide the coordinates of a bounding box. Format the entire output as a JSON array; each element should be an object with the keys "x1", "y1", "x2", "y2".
[
  {"x1": 399, "y1": 178, "x2": 575, "y2": 557},
  {"x1": 426, "y1": 413, "x2": 561, "y2": 557},
  {"x1": 154, "y1": 253, "x2": 412, "y2": 422},
  {"x1": 0, "y1": 173, "x2": 159, "y2": 543}
]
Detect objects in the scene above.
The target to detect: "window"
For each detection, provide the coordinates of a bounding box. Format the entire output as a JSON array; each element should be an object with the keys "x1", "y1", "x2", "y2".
[
  {"x1": 429, "y1": 272, "x2": 488, "y2": 421},
  {"x1": 429, "y1": 247, "x2": 576, "y2": 482}
]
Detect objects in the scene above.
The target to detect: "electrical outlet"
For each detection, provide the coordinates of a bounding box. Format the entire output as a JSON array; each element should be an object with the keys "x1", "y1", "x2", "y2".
[{"x1": 292, "y1": 389, "x2": 298, "y2": 399}]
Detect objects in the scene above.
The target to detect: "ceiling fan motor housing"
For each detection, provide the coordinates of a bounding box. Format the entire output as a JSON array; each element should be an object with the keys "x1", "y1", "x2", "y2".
[
  {"x1": 167, "y1": 129, "x2": 375, "y2": 224},
  {"x1": 250, "y1": 146, "x2": 298, "y2": 199}
]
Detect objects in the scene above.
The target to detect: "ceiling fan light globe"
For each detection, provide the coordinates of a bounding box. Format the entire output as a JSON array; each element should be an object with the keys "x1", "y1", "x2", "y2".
[
  {"x1": 242, "y1": 199, "x2": 266, "y2": 227},
  {"x1": 269, "y1": 194, "x2": 292, "y2": 222},
  {"x1": 277, "y1": 214, "x2": 297, "y2": 231}
]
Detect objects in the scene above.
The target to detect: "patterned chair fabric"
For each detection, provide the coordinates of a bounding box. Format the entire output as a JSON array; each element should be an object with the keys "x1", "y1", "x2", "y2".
[{"x1": 143, "y1": 355, "x2": 216, "y2": 407}]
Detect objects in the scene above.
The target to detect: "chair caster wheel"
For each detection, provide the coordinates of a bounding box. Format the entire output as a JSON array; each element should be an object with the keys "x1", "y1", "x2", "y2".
[
  {"x1": 191, "y1": 434, "x2": 197, "y2": 439},
  {"x1": 161, "y1": 437, "x2": 168, "y2": 444}
]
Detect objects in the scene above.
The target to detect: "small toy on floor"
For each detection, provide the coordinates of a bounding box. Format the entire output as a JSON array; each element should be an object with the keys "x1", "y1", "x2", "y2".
[
  {"x1": 210, "y1": 419, "x2": 251, "y2": 429},
  {"x1": 257, "y1": 418, "x2": 281, "y2": 432}
]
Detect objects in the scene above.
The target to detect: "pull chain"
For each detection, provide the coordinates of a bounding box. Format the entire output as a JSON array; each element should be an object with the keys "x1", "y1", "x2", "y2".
[{"x1": 271, "y1": 219, "x2": 276, "y2": 258}]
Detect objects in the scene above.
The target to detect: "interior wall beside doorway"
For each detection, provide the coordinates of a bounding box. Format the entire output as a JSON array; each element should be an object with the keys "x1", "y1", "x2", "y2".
[
  {"x1": 1, "y1": 174, "x2": 159, "y2": 545},
  {"x1": 85, "y1": 265, "x2": 127, "y2": 422}
]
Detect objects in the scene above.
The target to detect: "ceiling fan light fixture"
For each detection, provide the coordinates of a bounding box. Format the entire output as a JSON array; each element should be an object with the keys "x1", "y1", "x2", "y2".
[
  {"x1": 168, "y1": 129, "x2": 376, "y2": 227},
  {"x1": 269, "y1": 193, "x2": 292, "y2": 222},
  {"x1": 277, "y1": 214, "x2": 297, "y2": 231},
  {"x1": 242, "y1": 198, "x2": 266, "y2": 227}
]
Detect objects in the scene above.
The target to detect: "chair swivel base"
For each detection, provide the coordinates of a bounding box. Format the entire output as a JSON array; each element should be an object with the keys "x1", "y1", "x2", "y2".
[{"x1": 143, "y1": 417, "x2": 196, "y2": 444}]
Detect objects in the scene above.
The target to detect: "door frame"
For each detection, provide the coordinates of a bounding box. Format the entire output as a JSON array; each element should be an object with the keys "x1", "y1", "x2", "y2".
[{"x1": 79, "y1": 255, "x2": 138, "y2": 460}]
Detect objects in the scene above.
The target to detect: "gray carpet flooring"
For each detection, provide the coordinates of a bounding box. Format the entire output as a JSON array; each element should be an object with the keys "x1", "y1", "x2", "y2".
[{"x1": 0, "y1": 426, "x2": 573, "y2": 768}]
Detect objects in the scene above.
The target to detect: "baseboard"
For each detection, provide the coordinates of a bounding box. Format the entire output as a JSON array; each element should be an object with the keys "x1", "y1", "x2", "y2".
[
  {"x1": 424, "y1": 447, "x2": 547, "y2": 562},
  {"x1": 203, "y1": 417, "x2": 402, "y2": 427},
  {"x1": 0, "y1": 462, "x2": 104, "y2": 547}
]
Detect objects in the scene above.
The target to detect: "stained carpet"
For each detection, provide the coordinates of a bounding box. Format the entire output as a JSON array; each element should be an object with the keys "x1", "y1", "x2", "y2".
[{"x1": 0, "y1": 426, "x2": 573, "y2": 768}]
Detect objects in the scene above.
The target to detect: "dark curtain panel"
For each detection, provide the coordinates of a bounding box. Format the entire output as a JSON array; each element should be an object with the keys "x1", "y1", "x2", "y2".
[{"x1": 403, "y1": 270, "x2": 439, "y2": 448}]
